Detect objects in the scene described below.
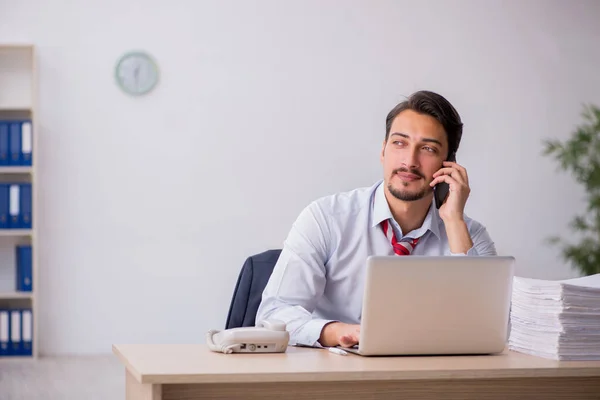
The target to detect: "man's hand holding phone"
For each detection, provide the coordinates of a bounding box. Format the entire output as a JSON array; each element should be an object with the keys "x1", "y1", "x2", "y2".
[
  {"x1": 319, "y1": 322, "x2": 360, "y2": 348},
  {"x1": 430, "y1": 161, "x2": 474, "y2": 254},
  {"x1": 430, "y1": 161, "x2": 471, "y2": 222}
]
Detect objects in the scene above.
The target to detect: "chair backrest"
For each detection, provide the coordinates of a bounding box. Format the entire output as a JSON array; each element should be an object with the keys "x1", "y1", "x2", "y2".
[{"x1": 225, "y1": 249, "x2": 282, "y2": 329}]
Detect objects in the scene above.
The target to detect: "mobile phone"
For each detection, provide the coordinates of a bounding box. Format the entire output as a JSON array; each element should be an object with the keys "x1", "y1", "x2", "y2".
[{"x1": 434, "y1": 152, "x2": 456, "y2": 209}]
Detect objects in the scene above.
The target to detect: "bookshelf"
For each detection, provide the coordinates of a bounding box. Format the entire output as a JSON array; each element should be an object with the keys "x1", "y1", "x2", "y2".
[{"x1": 0, "y1": 44, "x2": 37, "y2": 359}]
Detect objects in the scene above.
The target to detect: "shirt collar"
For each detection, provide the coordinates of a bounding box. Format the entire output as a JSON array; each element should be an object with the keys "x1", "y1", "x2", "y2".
[{"x1": 370, "y1": 180, "x2": 441, "y2": 239}]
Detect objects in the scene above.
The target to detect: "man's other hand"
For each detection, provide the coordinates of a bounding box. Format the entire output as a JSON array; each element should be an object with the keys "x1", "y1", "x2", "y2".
[{"x1": 319, "y1": 322, "x2": 360, "y2": 348}]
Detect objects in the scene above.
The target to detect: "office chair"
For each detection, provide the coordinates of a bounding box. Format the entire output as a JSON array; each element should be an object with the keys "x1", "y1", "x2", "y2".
[{"x1": 225, "y1": 249, "x2": 281, "y2": 329}]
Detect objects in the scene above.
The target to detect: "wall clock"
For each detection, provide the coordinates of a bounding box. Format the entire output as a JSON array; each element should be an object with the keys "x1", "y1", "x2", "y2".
[{"x1": 115, "y1": 51, "x2": 159, "y2": 96}]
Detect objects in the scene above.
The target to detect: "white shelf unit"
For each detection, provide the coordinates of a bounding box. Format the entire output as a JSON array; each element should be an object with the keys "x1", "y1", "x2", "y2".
[{"x1": 0, "y1": 44, "x2": 38, "y2": 359}]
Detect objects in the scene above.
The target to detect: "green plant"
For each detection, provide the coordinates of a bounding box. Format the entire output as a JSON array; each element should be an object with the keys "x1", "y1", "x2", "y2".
[{"x1": 543, "y1": 104, "x2": 600, "y2": 276}]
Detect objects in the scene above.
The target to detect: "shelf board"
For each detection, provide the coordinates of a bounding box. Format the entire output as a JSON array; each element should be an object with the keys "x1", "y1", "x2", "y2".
[
  {"x1": 0, "y1": 109, "x2": 33, "y2": 120},
  {"x1": 0, "y1": 354, "x2": 34, "y2": 361},
  {"x1": 0, "y1": 167, "x2": 32, "y2": 174},
  {"x1": 0, "y1": 291, "x2": 33, "y2": 300},
  {"x1": 0, "y1": 229, "x2": 33, "y2": 237},
  {"x1": 0, "y1": 44, "x2": 34, "y2": 50},
  {"x1": 0, "y1": 107, "x2": 31, "y2": 111}
]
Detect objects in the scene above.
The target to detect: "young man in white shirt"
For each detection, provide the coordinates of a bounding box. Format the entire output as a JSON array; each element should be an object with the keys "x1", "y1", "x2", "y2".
[{"x1": 256, "y1": 90, "x2": 497, "y2": 348}]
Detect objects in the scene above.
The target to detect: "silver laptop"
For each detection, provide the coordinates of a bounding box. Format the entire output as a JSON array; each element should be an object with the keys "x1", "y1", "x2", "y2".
[{"x1": 341, "y1": 256, "x2": 515, "y2": 356}]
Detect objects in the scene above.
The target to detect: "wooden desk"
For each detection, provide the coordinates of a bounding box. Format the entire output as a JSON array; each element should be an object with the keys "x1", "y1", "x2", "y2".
[{"x1": 113, "y1": 344, "x2": 600, "y2": 400}]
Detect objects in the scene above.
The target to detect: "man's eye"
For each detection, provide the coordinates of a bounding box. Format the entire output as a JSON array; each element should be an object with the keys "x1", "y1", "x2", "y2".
[{"x1": 424, "y1": 146, "x2": 437, "y2": 153}]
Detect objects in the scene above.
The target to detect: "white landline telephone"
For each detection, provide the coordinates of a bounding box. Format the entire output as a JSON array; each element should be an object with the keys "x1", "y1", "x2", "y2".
[{"x1": 206, "y1": 319, "x2": 290, "y2": 354}]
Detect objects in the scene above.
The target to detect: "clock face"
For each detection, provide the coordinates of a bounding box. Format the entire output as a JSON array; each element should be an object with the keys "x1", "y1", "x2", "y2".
[{"x1": 115, "y1": 51, "x2": 159, "y2": 96}]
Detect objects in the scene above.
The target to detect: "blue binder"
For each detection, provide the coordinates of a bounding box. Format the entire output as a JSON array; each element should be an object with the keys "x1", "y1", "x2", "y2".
[
  {"x1": 0, "y1": 184, "x2": 8, "y2": 229},
  {"x1": 19, "y1": 183, "x2": 32, "y2": 229},
  {"x1": 8, "y1": 184, "x2": 20, "y2": 229},
  {"x1": 0, "y1": 122, "x2": 8, "y2": 166},
  {"x1": 0, "y1": 309, "x2": 9, "y2": 356},
  {"x1": 16, "y1": 245, "x2": 32, "y2": 292},
  {"x1": 10, "y1": 309, "x2": 21, "y2": 356},
  {"x1": 9, "y1": 122, "x2": 21, "y2": 166},
  {"x1": 21, "y1": 309, "x2": 32, "y2": 356},
  {"x1": 20, "y1": 121, "x2": 32, "y2": 166}
]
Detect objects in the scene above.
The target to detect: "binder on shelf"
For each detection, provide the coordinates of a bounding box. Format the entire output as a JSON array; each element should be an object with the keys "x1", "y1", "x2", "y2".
[
  {"x1": 0, "y1": 309, "x2": 32, "y2": 357},
  {"x1": 0, "y1": 310, "x2": 8, "y2": 356},
  {"x1": 0, "y1": 184, "x2": 8, "y2": 229},
  {"x1": 9, "y1": 184, "x2": 20, "y2": 229},
  {"x1": 0, "y1": 122, "x2": 8, "y2": 166},
  {"x1": 20, "y1": 121, "x2": 33, "y2": 166},
  {"x1": 22, "y1": 309, "x2": 32, "y2": 356},
  {"x1": 5, "y1": 120, "x2": 33, "y2": 167},
  {"x1": 0, "y1": 183, "x2": 32, "y2": 230},
  {"x1": 9, "y1": 122, "x2": 21, "y2": 166},
  {"x1": 19, "y1": 183, "x2": 32, "y2": 229},
  {"x1": 10, "y1": 309, "x2": 21, "y2": 355},
  {"x1": 16, "y1": 245, "x2": 33, "y2": 292}
]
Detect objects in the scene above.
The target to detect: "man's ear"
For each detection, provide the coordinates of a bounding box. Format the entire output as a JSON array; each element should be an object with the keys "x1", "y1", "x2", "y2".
[{"x1": 380, "y1": 139, "x2": 386, "y2": 163}]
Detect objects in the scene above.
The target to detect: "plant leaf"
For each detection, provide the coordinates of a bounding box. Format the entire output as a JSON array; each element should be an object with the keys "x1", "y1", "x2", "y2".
[{"x1": 542, "y1": 103, "x2": 600, "y2": 276}]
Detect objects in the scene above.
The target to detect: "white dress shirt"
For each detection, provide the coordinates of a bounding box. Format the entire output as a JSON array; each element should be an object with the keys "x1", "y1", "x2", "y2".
[{"x1": 255, "y1": 180, "x2": 497, "y2": 346}]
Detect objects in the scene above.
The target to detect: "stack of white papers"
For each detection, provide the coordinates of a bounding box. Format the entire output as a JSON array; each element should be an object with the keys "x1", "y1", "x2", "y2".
[{"x1": 508, "y1": 273, "x2": 600, "y2": 360}]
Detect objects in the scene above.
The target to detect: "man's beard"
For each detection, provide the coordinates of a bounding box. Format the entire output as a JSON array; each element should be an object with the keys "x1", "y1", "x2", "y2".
[{"x1": 388, "y1": 167, "x2": 431, "y2": 201}]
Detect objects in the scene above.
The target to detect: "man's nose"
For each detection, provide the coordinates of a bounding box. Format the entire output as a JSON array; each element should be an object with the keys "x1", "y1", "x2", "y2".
[{"x1": 401, "y1": 147, "x2": 420, "y2": 169}]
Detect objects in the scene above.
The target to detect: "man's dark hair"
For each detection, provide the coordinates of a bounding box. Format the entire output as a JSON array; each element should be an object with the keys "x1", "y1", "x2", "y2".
[{"x1": 385, "y1": 90, "x2": 463, "y2": 160}]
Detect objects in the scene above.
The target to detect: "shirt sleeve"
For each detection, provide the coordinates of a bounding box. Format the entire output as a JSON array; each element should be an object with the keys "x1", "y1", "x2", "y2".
[
  {"x1": 255, "y1": 201, "x2": 337, "y2": 346},
  {"x1": 464, "y1": 222, "x2": 497, "y2": 256}
]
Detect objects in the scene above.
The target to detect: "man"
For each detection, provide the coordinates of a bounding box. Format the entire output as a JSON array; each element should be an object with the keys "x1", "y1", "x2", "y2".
[{"x1": 255, "y1": 90, "x2": 497, "y2": 349}]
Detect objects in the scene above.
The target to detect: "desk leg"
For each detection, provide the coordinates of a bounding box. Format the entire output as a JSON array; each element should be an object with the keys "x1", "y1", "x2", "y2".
[{"x1": 126, "y1": 370, "x2": 162, "y2": 400}]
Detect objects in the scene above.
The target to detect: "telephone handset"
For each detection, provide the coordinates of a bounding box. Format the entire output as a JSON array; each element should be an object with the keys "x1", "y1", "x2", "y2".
[
  {"x1": 206, "y1": 319, "x2": 290, "y2": 354},
  {"x1": 434, "y1": 151, "x2": 456, "y2": 209}
]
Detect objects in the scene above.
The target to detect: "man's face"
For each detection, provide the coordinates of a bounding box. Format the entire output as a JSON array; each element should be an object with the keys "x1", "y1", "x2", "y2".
[{"x1": 380, "y1": 109, "x2": 449, "y2": 202}]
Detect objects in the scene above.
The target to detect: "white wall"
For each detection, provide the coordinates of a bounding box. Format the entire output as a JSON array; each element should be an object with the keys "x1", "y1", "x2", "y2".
[{"x1": 1, "y1": 0, "x2": 599, "y2": 355}]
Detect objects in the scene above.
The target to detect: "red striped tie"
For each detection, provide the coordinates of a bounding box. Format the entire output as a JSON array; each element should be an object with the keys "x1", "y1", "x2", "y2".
[{"x1": 380, "y1": 220, "x2": 420, "y2": 255}]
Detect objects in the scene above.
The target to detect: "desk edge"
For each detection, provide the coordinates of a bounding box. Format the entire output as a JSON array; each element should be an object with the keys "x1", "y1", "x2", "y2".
[
  {"x1": 136, "y1": 367, "x2": 600, "y2": 385},
  {"x1": 112, "y1": 344, "x2": 144, "y2": 383}
]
